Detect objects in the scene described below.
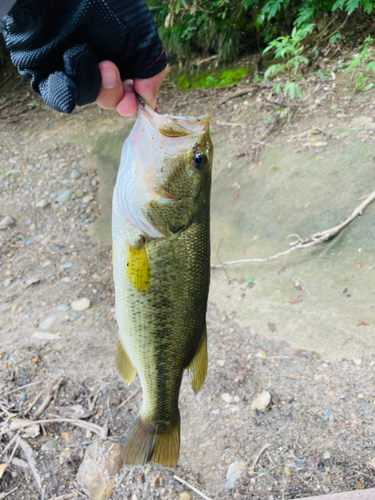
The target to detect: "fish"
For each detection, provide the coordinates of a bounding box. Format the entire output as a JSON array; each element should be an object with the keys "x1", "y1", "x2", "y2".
[{"x1": 112, "y1": 103, "x2": 213, "y2": 467}]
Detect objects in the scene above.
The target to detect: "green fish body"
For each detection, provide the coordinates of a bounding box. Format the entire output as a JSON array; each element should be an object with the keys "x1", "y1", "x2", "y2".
[{"x1": 112, "y1": 104, "x2": 213, "y2": 466}]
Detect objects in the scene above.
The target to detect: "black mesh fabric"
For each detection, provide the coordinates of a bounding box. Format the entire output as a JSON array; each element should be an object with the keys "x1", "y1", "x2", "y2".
[{"x1": 3, "y1": 0, "x2": 167, "y2": 113}]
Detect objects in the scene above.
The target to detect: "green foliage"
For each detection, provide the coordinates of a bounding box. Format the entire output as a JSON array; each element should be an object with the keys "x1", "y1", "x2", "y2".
[
  {"x1": 346, "y1": 36, "x2": 375, "y2": 90},
  {"x1": 263, "y1": 24, "x2": 314, "y2": 100}
]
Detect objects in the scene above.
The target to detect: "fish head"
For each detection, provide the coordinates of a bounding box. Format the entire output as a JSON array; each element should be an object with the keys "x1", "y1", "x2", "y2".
[{"x1": 116, "y1": 104, "x2": 213, "y2": 239}]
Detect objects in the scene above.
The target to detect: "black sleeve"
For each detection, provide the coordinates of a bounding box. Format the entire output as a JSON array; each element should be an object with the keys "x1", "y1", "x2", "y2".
[{"x1": 2, "y1": 0, "x2": 168, "y2": 113}]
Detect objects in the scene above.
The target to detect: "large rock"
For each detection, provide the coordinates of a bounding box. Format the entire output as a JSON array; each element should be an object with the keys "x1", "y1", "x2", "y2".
[{"x1": 76, "y1": 441, "x2": 123, "y2": 500}]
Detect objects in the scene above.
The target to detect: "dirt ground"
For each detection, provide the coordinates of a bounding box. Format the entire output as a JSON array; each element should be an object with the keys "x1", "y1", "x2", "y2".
[{"x1": 1, "y1": 50, "x2": 375, "y2": 500}]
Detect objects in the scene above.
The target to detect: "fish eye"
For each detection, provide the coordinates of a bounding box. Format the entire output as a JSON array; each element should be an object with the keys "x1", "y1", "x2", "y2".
[{"x1": 191, "y1": 152, "x2": 205, "y2": 170}]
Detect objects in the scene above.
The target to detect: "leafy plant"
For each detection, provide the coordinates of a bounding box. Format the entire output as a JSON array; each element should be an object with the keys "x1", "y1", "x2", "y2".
[
  {"x1": 346, "y1": 36, "x2": 375, "y2": 90},
  {"x1": 263, "y1": 24, "x2": 314, "y2": 100}
]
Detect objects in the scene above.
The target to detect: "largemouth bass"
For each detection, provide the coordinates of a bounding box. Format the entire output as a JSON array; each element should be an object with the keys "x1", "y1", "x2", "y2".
[{"x1": 112, "y1": 104, "x2": 213, "y2": 467}]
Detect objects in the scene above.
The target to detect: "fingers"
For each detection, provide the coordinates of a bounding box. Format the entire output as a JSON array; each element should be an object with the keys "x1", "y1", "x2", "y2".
[
  {"x1": 96, "y1": 60, "x2": 124, "y2": 110},
  {"x1": 133, "y1": 65, "x2": 168, "y2": 110},
  {"x1": 116, "y1": 80, "x2": 138, "y2": 116}
]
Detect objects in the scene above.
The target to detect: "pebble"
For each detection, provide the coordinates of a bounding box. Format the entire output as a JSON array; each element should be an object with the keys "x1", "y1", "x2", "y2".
[
  {"x1": 74, "y1": 189, "x2": 84, "y2": 199},
  {"x1": 217, "y1": 359, "x2": 225, "y2": 366},
  {"x1": 39, "y1": 316, "x2": 56, "y2": 331},
  {"x1": 71, "y1": 297, "x2": 91, "y2": 311},
  {"x1": 35, "y1": 199, "x2": 50, "y2": 208},
  {"x1": 0, "y1": 215, "x2": 15, "y2": 229},
  {"x1": 71, "y1": 168, "x2": 82, "y2": 180},
  {"x1": 61, "y1": 277, "x2": 72, "y2": 283},
  {"x1": 19, "y1": 393, "x2": 27, "y2": 402},
  {"x1": 323, "y1": 451, "x2": 331, "y2": 460},
  {"x1": 233, "y1": 395, "x2": 241, "y2": 403},
  {"x1": 26, "y1": 278, "x2": 40, "y2": 286},
  {"x1": 41, "y1": 439, "x2": 58, "y2": 452},
  {"x1": 41, "y1": 260, "x2": 52, "y2": 268},
  {"x1": 250, "y1": 390, "x2": 271, "y2": 410},
  {"x1": 56, "y1": 189, "x2": 73, "y2": 203},
  {"x1": 256, "y1": 350, "x2": 267, "y2": 358},
  {"x1": 58, "y1": 303, "x2": 70, "y2": 312},
  {"x1": 77, "y1": 441, "x2": 123, "y2": 500},
  {"x1": 179, "y1": 493, "x2": 191, "y2": 500},
  {"x1": 222, "y1": 393, "x2": 233, "y2": 404},
  {"x1": 61, "y1": 262, "x2": 73, "y2": 270},
  {"x1": 3, "y1": 278, "x2": 12, "y2": 288},
  {"x1": 226, "y1": 461, "x2": 247, "y2": 489},
  {"x1": 82, "y1": 194, "x2": 94, "y2": 204}
]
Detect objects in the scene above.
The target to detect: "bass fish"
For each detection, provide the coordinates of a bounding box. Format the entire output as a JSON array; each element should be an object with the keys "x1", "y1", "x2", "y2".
[{"x1": 112, "y1": 104, "x2": 213, "y2": 467}]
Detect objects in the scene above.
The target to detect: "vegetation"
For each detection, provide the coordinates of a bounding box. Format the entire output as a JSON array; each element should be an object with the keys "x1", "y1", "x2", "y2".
[{"x1": 146, "y1": 0, "x2": 374, "y2": 64}]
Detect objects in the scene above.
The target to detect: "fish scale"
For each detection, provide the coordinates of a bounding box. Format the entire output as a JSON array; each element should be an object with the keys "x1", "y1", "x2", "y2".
[{"x1": 112, "y1": 104, "x2": 213, "y2": 466}]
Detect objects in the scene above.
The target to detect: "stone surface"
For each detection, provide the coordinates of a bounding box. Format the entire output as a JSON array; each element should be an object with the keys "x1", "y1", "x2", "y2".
[
  {"x1": 76, "y1": 441, "x2": 123, "y2": 500},
  {"x1": 71, "y1": 168, "x2": 82, "y2": 180},
  {"x1": 71, "y1": 298, "x2": 91, "y2": 311},
  {"x1": 82, "y1": 194, "x2": 94, "y2": 204},
  {"x1": 250, "y1": 390, "x2": 271, "y2": 411},
  {"x1": 39, "y1": 316, "x2": 56, "y2": 331},
  {"x1": 35, "y1": 199, "x2": 50, "y2": 208},
  {"x1": 56, "y1": 189, "x2": 73, "y2": 203},
  {"x1": 226, "y1": 461, "x2": 247, "y2": 489},
  {"x1": 26, "y1": 278, "x2": 40, "y2": 286},
  {"x1": 0, "y1": 215, "x2": 15, "y2": 229},
  {"x1": 41, "y1": 439, "x2": 57, "y2": 452}
]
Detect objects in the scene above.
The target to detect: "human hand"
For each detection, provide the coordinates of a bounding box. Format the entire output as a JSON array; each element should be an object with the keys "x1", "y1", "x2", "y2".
[
  {"x1": 96, "y1": 61, "x2": 168, "y2": 116},
  {"x1": 3, "y1": 0, "x2": 168, "y2": 114}
]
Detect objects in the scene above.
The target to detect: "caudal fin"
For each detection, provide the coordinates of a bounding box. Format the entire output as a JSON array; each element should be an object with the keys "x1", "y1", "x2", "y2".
[{"x1": 123, "y1": 412, "x2": 180, "y2": 467}]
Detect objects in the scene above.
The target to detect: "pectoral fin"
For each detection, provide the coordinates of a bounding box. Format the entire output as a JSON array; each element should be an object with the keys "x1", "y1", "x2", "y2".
[
  {"x1": 115, "y1": 339, "x2": 137, "y2": 384},
  {"x1": 187, "y1": 327, "x2": 208, "y2": 395}
]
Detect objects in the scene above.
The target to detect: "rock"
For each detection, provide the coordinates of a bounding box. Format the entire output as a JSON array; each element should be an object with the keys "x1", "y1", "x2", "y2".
[
  {"x1": 71, "y1": 298, "x2": 91, "y2": 311},
  {"x1": 179, "y1": 493, "x2": 191, "y2": 500},
  {"x1": 42, "y1": 260, "x2": 52, "y2": 268},
  {"x1": 71, "y1": 168, "x2": 82, "y2": 180},
  {"x1": 217, "y1": 359, "x2": 225, "y2": 366},
  {"x1": 82, "y1": 194, "x2": 94, "y2": 204},
  {"x1": 26, "y1": 278, "x2": 40, "y2": 286},
  {"x1": 61, "y1": 277, "x2": 72, "y2": 283},
  {"x1": 222, "y1": 393, "x2": 233, "y2": 404},
  {"x1": 61, "y1": 262, "x2": 73, "y2": 270},
  {"x1": 76, "y1": 441, "x2": 123, "y2": 500},
  {"x1": 323, "y1": 451, "x2": 331, "y2": 460},
  {"x1": 74, "y1": 189, "x2": 84, "y2": 199},
  {"x1": 0, "y1": 216, "x2": 15, "y2": 230},
  {"x1": 39, "y1": 316, "x2": 56, "y2": 331},
  {"x1": 3, "y1": 278, "x2": 12, "y2": 288},
  {"x1": 56, "y1": 189, "x2": 73, "y2": 203},
  {"x1": 256, "y1": 350, "x2": 267, "y2": 358},
  {"x1": 233, "y1": 395, "x2": 241, "y2": 403},
  {"x1": 35, "y1": 199, "x2": 50, "y2": 208},
  {"x1": 41, "y1": 439, "x2": 58, "y2": 452},
  {"x1": 250, "y1": 390, "x2": 271, "y2": 411},
  {"x1": 226, "y1": 461, "x2": 247, "y2": 489},
  {"x1": 9, "y1": 418, "x2": 40, "y2": 438},
  {"x1": 58, "y1": 303, "x2": 70, "y2": 312}
]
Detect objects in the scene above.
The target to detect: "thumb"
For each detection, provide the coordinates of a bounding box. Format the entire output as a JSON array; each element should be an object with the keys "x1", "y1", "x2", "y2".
[{"x1": 133, "y1": 65, "x2": 168, "y2": 110}]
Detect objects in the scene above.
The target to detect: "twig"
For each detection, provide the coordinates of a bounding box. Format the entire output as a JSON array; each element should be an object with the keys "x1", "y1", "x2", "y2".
[
  {"x1": 0, "y1": 487, "x2": 18, "y2": 500},
  {"x1": 320, "y1": 12, "x2": 350, "y2": 45},
  {"x1": 0, "y1": 74, "x2": 12, "y2": 89},
  {"x1": 7, "y1": 436, "x2": 21, "y2": 464},
  {"x1": 34, "y1": 378, "x2": 64, "y2": 418},
  {"x1": 23, "y1": 390, "x2": 44, "y2": 417},
  {"x1": 173, "y1": 475, "x2": 213, "y2": 500},
  {"x1": 218, "y1": 87, "x2": 254, "y2": 106},
  {"x1": 18, "y1": 436, "x2": 42, "y2": 491},
  {"x1": 1, "y1": 380, "x2": 44, "y2": 397},
  {"x1": 251, "y1": 443, "x2": 271, "y2": 471},
  {"x1": 117, "y1": 387, "x2": 141, "y2": 409},
  {"x1": 5, "y1": 418, "x2": 107, "y2": 439},
  {"x1": 212, "y1": 188, "x2": 375, "y2": 267},
  {"x1": 45, "y1": 494, "x2": 77, "y2": 500},
  {"x1": 1, "y1": 431, "x2": 20, "y2": 457}
]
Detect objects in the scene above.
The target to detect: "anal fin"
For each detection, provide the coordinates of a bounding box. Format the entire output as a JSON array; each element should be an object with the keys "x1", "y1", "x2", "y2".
[
  {"x1": 187, "y1": 326, "x2": 208, "y2": 395},
  {"x1": 116, "y1": 339, "x2": 137, "y2": 384}
]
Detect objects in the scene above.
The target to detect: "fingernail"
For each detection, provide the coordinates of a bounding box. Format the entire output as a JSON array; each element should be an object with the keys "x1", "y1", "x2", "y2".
[{"x1": 101, "y1": 69, "x2": 118, "y2": 89}]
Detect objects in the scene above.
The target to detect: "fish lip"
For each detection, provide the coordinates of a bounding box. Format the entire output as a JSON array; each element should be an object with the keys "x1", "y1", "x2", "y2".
[{"x1": 142, "y1": 103, "x2": 211, "y2": 129}]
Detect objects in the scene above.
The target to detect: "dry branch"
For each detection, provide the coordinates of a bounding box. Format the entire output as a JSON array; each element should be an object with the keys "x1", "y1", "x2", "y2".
[
  {"x1": 212, "y1": 188, "x2": 375, "y2": 268},
  {"x1": 34, "y1": 377, "x2": 64, "y2": 418},
  {"x1": 173, "y1": 475, "x2": 213, "y2": 500}
]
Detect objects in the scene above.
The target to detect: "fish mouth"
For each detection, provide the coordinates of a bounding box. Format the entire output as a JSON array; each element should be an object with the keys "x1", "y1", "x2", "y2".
[{"x1": 142, "y1": 104, "x2": 211, "y2": 137}]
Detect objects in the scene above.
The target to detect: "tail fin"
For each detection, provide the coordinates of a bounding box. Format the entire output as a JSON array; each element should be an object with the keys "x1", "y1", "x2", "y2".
[{"x1": 123, "y1": 412, "x2": 180, "y2": 467}]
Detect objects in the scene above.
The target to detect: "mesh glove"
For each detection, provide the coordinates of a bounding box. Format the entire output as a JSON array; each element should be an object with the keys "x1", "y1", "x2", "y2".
[{"x1": 2, "y1": 0, "x2": 167, "y2": 113}]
